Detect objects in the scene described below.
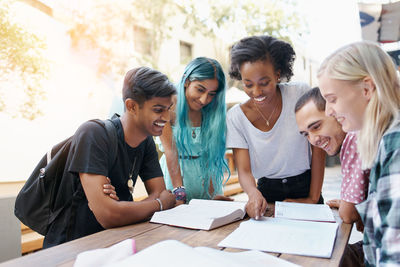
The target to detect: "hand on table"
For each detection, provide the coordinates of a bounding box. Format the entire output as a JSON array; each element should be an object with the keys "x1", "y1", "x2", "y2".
[
  {"x1": 103, "y1": 177, "x2": 119, "y2": 201},
  {"x1": 245, "y1": 190, "x2": 267, "y2": 220},
  {"x1": 326, "y1": 199, "x2": 341, "y2": 209},
  {"x1": 159, "y1": 190, "x2": 176, "y2": 210}
]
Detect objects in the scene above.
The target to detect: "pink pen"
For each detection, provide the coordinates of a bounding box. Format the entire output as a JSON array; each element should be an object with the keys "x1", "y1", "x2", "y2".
[{"x1": 132, "y1": 239, "x2": 137, "y2": 254}]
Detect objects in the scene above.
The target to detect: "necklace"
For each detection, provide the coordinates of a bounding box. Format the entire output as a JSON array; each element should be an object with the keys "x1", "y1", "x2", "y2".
[
  {"x1": 253, "y1": 97, "x2": 279, "y2": 127},
  {"x1": 127, "y1": 157, "x2": 137, "y2": 194},
  {"x1": 192, "y1": 129, "x2": 196, "y2": 139}
]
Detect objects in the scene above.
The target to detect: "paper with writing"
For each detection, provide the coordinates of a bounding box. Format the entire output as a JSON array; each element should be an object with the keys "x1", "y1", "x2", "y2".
[{"x1": 218, "y1": 217, "x2": 338, "y2": 258}]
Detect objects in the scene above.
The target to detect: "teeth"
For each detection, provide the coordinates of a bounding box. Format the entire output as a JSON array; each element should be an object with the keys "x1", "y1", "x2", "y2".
[
  {"x1": 154, "y1": 122, "x2": 165, "y2": 127},
  {"x1": 321, "y1": 141, "x2": 329, "y2": 149},
  {"x1": 254, "y1": 96, "x2": 266, "y2": 102}
]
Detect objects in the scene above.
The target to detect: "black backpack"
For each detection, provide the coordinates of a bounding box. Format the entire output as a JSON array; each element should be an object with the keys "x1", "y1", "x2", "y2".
[{"x1": 14, "y1": 119, "x2": 118, "y2": 235}]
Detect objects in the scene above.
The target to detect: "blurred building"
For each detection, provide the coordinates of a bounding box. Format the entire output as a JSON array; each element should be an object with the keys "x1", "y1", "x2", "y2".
[{"x1": 358, "y1": 0, "x2": 400, "y2": 69}]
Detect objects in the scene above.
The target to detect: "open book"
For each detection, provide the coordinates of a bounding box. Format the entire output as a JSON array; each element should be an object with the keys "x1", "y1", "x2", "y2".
[
  {"x1": 274, "y1": 201, "x2": 336, "y2": 222},
  {"x1": 219, "y1": 203, "x2": 339, "y2": 258},
  {"x1": 150, "y1": 199, "x2": 246, "y2": 230},
  {"x1": 104, "y1": 240, "x2": 301, "y2": 267}
]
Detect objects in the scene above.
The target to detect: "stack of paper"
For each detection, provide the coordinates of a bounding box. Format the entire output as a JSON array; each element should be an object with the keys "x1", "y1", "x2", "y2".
[{"x1": 219, "y1": 202, "x2": 339, "y2": 258}]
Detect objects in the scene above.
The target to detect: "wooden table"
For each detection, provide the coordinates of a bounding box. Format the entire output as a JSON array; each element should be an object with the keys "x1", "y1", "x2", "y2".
[{"x1": 0, "y1": 207, "x2": 352, "y2": 267}]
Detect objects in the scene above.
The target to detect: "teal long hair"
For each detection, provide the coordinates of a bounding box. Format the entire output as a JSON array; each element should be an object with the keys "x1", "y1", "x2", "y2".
[{"x1": 173, "y1": 57, "x2": 229, "y2": 198}]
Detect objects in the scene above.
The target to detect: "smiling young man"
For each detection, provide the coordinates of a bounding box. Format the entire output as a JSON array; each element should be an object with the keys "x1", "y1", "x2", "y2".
[
  {"x1": 295, "y1": 87, "x2": 370, "y2": 267},
  {"x1": 295, "y1": 87, "x2": 369, "y2": 224},
  {"x1": 43, "y1": 67, "x2": 177, "y2": 248}
]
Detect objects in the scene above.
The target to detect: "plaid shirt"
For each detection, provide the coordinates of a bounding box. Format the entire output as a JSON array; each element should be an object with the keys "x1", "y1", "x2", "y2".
[{"x1": 356, "y1": 123, "x2": 400, "y2": 266}]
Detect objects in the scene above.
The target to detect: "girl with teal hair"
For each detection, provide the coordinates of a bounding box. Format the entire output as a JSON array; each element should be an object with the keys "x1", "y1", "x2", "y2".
[{"x1": 157, "y1": 57, "x2": 231, "y2": 203}]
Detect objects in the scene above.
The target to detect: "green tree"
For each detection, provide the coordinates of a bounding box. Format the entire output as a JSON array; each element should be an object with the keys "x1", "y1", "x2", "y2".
[
  {"x1": 0, "y1": 0, "x2": 48, "y2": 120},
  {"x1": 178, "y1": 0, "x2": 305, "y2": 87},
  {"x1": 180, "y1": 0, "x2": 304, "y2": 45}
]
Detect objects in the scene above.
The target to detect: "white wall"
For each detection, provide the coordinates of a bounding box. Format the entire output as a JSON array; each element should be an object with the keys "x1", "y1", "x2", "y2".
[
  {"x1": 0, "y1": 196, "x2": 21, "y2": 262},
  {"x1": 1, "y1": 2, "x2": 113, "y2": 182}
]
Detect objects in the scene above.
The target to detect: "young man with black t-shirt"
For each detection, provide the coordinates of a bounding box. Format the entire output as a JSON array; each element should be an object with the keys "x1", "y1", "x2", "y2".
[{"x1": 43, "y1": 67, "x2": 176, "y2": 247}]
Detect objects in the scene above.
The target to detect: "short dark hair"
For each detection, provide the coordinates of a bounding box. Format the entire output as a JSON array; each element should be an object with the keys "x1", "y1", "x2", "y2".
[
  {"x1": 122, "y1": 67, "x2": 176, "y2": 106},
  {"x1": 229, "y1": 35, "x2": 296, "y2": 81},
  {"x1": 295, "y1": 87, "x2": 326, "y2": 113}
]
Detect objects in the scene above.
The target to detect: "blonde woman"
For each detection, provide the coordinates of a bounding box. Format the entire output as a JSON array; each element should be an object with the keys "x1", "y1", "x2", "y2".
[{"x1": 318, "y1": 41, "x2": 400, "y2": 266}]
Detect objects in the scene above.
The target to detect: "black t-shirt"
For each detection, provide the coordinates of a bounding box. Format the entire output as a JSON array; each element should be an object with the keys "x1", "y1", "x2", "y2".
[{"x1": 43, "y1": 116, "x2": 162, "y2": 248}]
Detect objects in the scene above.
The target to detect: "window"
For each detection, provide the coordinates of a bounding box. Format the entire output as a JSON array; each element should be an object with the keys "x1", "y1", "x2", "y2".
[
  {"x1": 133, "y1": 26, "x2": 151, "y2": 56},
  {"x1": 180, "y1": 41, "x2": 192, "y2": 65}
]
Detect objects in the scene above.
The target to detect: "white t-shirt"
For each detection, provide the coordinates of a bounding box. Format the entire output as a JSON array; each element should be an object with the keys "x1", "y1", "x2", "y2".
[{"x1": 226, "y1": 82, "x2": 311, "y2": 179}]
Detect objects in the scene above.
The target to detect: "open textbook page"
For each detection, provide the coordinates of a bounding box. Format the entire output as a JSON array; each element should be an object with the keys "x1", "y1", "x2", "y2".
[
  {"x1": 150, "y1": 199, "x2": 247, "y2": 230},
  {"x1": 219, "y1": 217, "x2": 339, "y2": 258},
  {"x1": 104, "y1": 240, "x2": 301, "y2": 267},
  {"x1": 274, "y1": 201, "x2": 336, "y2": 222}
]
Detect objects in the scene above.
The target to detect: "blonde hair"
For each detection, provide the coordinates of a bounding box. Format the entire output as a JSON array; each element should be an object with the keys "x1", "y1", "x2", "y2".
[{"x1": 318, "y1": 41, "x2": 400, "y2": 169}]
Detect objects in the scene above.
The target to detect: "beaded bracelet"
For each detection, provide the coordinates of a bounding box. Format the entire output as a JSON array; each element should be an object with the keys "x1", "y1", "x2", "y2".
[
  {"x1": 155, "y1": 198, "x2": 163, "y2": 211},
  {"x1": 172, "y1": 186, "x2": 187, "y2": 202}
]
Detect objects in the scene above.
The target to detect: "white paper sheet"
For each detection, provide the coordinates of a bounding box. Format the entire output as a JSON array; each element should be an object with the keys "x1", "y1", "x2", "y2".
[
  {"x1": 106, "y1": 240, "x2": 301, "y2": 267},
  {"x1": 274, "y1": 201, "x2": 336, "y2": 222},
  {"x1": 219, "y1": 217, "x2": 338, "y2": 258}
]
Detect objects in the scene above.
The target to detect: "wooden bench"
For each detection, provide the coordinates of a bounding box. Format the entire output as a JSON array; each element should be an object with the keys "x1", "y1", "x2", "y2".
[
  {"x1": 223, "y1": 151, "x2": 243, "y2": 197},
  {"x1": 223, "y1": 174, "x2": 243, "y2": 196},
  {"x1": 21, "y1": 223, "x2": 43, "y2": 255}
]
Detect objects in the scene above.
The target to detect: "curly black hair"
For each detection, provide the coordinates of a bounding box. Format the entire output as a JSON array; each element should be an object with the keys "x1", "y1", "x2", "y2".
[{"x1": 229, "y1": 35, "x2": 296, "y2": 81}]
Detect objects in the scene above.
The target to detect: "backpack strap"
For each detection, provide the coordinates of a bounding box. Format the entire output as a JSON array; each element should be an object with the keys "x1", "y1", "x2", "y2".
[
  {"x1": 88, "y1": 119, "x2": 118, "y2": 174},
  {"x1": 103, "y1": 119, "x2": 118, "y2": 174},
  {"x1": 65, "y1": 119, "x2": 118, "y2": 241}
]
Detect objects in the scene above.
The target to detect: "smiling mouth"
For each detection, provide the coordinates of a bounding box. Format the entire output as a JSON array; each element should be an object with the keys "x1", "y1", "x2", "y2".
[
  {"x1": 253, "y1": 96, "x2": 266, "y2": 102},
  {"x1": 154, "y1": 122, "x2": 165, "y2": 127},
  {"x1": 321, "y1": 140, "x2": 329, "y2": 150},
  {"x1": 195, "y1": 101, "x2": 205, "y2": 108}
]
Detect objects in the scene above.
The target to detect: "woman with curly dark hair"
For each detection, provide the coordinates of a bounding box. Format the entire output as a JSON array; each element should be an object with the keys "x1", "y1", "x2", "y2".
[{"x1": 227, "y1": 35, "x2": 326, "y2": 219}]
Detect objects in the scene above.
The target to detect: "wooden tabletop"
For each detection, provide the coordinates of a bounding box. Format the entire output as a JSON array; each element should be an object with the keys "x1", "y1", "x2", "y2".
[{"x1": 0, "y1": 206, "x2": 352, "y2": 267}]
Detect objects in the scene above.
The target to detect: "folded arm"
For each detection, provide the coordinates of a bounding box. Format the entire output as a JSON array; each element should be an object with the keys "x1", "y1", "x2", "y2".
[{"x1": 80, "y1": 173, "x2": 175, "y2": 229}]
